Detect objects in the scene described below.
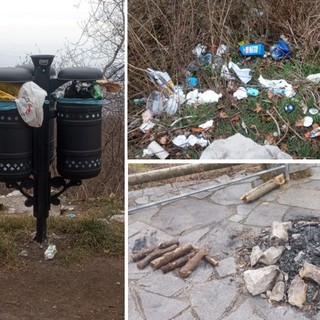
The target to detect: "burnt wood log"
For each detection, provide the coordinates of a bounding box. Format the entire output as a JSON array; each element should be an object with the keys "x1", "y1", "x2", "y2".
[
  {"x1": 136, "y1": 244, "x2": 178, "y2": 269},
  {"x1": 131, "y1": 245, "x2": 157, "y2": 262},
  {"x1": 150, "y1": 243, "x2": 193, "y2": 270},
  {"x1": 179, "y1": 248, "x2": 209, "y2": 278},
  {"x1": 161, "y1": 251, "x2": 197, "y2": 273}
]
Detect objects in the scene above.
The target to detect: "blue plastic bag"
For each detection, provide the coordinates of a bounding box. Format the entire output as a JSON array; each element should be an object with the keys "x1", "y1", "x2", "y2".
[{"x1": 271, "y1": 38, "x2": 291, "y2": 60}]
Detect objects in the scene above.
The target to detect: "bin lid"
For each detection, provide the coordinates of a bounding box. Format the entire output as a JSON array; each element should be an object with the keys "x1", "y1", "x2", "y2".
[
  {"x1": 58, "y1": 67, "x2": 103, "y2": 81},
  {"x1": 18, "y1": 64, "x2": 56, "y2": 76},
  {"x1": 0, "y1": 67, "x2": 33, "y2": 83},
  {"x1": 56, "y1": 98, "x2": 106, "y2": 105}
]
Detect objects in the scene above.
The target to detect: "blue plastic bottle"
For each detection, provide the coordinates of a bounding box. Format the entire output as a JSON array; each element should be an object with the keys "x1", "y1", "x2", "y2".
[{"x1": 239, "y1": 44, "x2": 264, "y2": 57}]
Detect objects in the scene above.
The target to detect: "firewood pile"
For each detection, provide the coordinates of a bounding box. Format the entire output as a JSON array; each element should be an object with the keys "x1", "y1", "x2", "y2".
[{"x1": 132, "y1": 238, "x2": 218, "y2": 278}]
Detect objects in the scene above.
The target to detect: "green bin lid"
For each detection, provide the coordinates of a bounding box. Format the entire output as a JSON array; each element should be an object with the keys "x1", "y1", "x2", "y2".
[
  {"x1": 0, "y1": 67, "x2": 33, "y2": 83},
  {"x1": 58, "y1": 67, "x2": 103, "y2": 81}
]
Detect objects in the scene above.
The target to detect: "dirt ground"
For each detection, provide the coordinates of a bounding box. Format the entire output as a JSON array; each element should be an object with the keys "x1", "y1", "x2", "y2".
[{"x1": 0, "y1": 255, "x2": 124, "y2": 320}]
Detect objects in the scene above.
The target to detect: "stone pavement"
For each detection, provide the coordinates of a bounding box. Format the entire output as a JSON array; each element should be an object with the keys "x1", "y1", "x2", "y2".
[{"x1": 128, "y1": 165, "x2": 320, "y2": 320}]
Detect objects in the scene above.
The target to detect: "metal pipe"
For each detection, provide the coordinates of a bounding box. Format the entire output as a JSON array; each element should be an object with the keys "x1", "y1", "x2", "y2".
[{"x1": 128, "y1": 165, "x2": 287, "y2": 213}]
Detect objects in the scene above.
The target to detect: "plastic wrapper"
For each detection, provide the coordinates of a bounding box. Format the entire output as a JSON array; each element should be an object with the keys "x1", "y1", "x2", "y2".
[
  {"x1": 271, "y1": 38, "x2": 291, "y2": 60},
  {"x1": 258, "y1": 75, "x2": 296, "y2": 98},
  {"x1": 229, "y1": 61, "x2": 252, "y2": 84}
]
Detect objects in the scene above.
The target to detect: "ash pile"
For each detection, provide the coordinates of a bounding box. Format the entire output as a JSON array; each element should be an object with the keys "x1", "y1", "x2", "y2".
[{"x1": 241, "y1": 219, "x2": 320, "y2": 314}]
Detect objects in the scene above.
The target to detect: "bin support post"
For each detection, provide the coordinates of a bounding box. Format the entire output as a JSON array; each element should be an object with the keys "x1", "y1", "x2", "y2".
[{"x1": 31, "y1": 55, "x2": 55, "y2": 243}]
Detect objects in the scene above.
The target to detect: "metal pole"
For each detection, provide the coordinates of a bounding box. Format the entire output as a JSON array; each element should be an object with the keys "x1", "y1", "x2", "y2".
[
  {"x1": 128, "y1": 164, "x2": 288, "y2": 213},
  {"x1": 31, "y1": 55, "x2": 54, "y2": 242}
]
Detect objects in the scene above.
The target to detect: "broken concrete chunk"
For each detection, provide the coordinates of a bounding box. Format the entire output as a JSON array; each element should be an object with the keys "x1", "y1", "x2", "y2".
[
  {"x1": 259, "y1": 246, "x2": 285, "y2": 265},
  {"x1": 267, "y1": 281, "x2": 285, "y2": 302},
  {"x1": 293, "y1": 251, "x2": 305, "y2": 264},
  {"x1": 299, "y1": 262, "x2": 320, "y2": 285},
  {"x1": 244, "y1": 265, "x2": 280, "y2": 296},
  {"x1": 288, "y1": 275, "x2": 307, "y2": 308},
  {"x1": 250, "y1": 245, "x2": 263, "y2": 267},
  {"x1": 270, "y1": 221, "x2": 288, "y2": 245}
]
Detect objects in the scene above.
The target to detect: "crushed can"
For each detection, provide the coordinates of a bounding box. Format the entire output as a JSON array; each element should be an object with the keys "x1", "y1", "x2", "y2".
[{"x1": 44, "y1": 244, "x2": 57, "y2": 260}]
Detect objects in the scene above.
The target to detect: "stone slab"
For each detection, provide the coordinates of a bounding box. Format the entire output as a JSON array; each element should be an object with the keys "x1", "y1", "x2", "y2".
[
  {"x1": 138, "y1": 271, "x2": 187, "y2": 297},
  {"x1": 129, "y1": 206, "x2": 159, "y2": 224},
  {"x1": 210, "y1": 183, "x2": 252, "y2": 206},
  {"x1": 216, "y1": 256, "x2": 237, "y2": 278},
  {"x1": 237, "y1": 202, "x2": 259, "y2": 217},
  {"x1": 151, "y1": 198, "x2": 234, "y2": 235},
  {"x1": 278, "y1": 188, "x2": 320, "y2": 211},
  {"x1": 244, "y1": 203, "x2": 288, "y2": 227},
  {"x1": 283, "y1": 207, "x2": 320, "y2": 221},
  {"x1": 310, "y1": 167, "x2": 320, "y2": 180},
  {"x1": 190, "y1": 277, "x2": 239, "y2": 320},
  {"x1": 179, "y1": 227, "x2": 211, "y2": 246},
  {"x1": 128, "y1": 287, "x2": 144, "y2": 320},
  {"x1": 223, "y1": 299, "x2": 261, "y2": 320},
  {"x1": 139, "y1": 290, "x2": 189, "y2": 320},
  {"x1": 229, "y1": 214, "x2": 245, "y2": 223}
]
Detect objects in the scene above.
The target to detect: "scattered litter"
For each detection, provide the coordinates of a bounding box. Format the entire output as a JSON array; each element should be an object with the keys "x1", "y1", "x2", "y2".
[
  {"x1": 271, "y1": 37, "x2": 291, "y2": 60},
  {"x1": 199, "y1": 120, "x2": 213, "y2": 129},
  {"x1": 309, "y1": 108, "x2": 319, "y2": 115},
  {"x1": 133, "y1": 98, "x2": 146, "y2": 105},
  {"x1": 44, "y1": 244, "x2": 57, "y2": 260},
  {"x1": 258, "y1": 75, "x2": 296, "y2": 98},
  {"x1": 284, "y1": 104, "x2": 295, "y2": 113},
  {"x1": 228, "y1": 61, "x2": 252, "y2": 84},
  {"x1": 216, "y1": 44, "x2": 228, "y2": 56},
  {"x1": 186, "y1": 89, "x2": 222, "y2": 105},
  {"x1": 146, "y1": 91, "x2": 165, "y2": 114},
  {"x1": 142, "y1": 109, "x2": 153, "y2": 123},
  {"x1": 303, "y1": 116, "x2": 313, "y2": 127},
  {"x1": 192, "y1": 44, "x2": 206, "y2": 57},
  {"x1": 186, "y1": 76, "x2": 199, "y2": 88},
  {"x1": 146, "y1": 68, "x2": 174, "y2": 94},
  {"x1": 233, "y1": 87, "x2": 248, "y2": 100},
  {"x1": 146, "y1": 141, "x2": 169, "y2": 159},
  {"x1": 18, "y1": 250, "x2": 28, "y2": 257},
  {"x1": 220, "y1": 64, "x2": 233, "y2": 80},
  {"x1": 66, "y1": 213, "x2": 77, "y2": 219},
  {"x1": 239, "y1": 43, "x2": 264, "y2": 57},
  {"x1": 140, "y1": 121, "x2": 155, "y2": 133},
  {"x1": 172, "y1": 134, "x2": 208, "y2": 148},
  {"x1": 306, "y1": 73, "x2": 320, "y2": 84},
  {"x1": 247, "y1": 88, "x2": 259, "y2": 96},
  {"x1": 305, "y1": 127, "x2": 320, "y2": 139},
  {"x1": 170, "y1": 116, "x2": 194, "y2": 127}
]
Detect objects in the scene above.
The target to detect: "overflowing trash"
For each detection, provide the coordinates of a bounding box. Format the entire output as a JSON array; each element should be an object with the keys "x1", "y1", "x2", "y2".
[{"x1": 129, "y1": 36, "x2": 320, "y2": 159}]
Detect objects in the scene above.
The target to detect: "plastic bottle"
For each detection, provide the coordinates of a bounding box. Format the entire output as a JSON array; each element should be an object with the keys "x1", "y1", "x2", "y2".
[
  {"x1": 44, "y1": 244, "x2": 57, "y2": 260},
  {"x1": 239, "y1": 44, "x2": 264, "y2": 57}
]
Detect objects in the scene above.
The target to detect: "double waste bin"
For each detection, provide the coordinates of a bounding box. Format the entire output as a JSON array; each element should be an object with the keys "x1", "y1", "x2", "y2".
[{"x1": 0, "y1": 65, "x2": 104, "y2": 182}]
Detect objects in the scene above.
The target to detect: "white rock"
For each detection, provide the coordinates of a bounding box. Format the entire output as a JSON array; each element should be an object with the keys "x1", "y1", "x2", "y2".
[
  {"x1": 270, "y1": 221, "x2": 288, "y2": 245},
  {"x1": 288, "y1": 275, "x2": 307, "y2": 308},
  {"x1": 259, "y1": 246, "x2": 284, "y2": 265},
  {"x1": 267, "y1": 281, "x2": 285, "y2": 302},
  {"x1": 250, "y1": 245, "x2": 263, "y2": 267},
  {"x1": 244, "y1": 265, "x2": 281, "y2": 296}
]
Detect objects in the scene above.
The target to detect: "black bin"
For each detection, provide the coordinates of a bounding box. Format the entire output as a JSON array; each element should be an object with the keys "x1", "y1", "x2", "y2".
[
  {"x1": 56, "y1": 67, "x2": 103, "y2": 180},
  {"x1": 0, "y1": 68, "x2": 33, "y2": 182}
]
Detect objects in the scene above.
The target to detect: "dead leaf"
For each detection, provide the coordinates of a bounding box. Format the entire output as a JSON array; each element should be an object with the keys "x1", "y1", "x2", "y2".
[
  {"x1": 280, "y1": 143, "x2": 288, "y2": 152},
  {"x1": 230, "y1": 114, "x2": 241, "y2": 123},
  {"x1": 254, "y1": 103, "x2": 262, "y2": 113},
  {"x1": 312, "y1": 123, "x2": 319, "y2": 129},
  {"x1": 264, "y1": 132, "x2": 276, "y2": 145},
  {"x1": 191, "y1": 128, "x2": 204, "y2": 133},
  {"x1": 295, "y1": 118, "x2": 305, "y2": 127},
  {"x1": 158, "y1": 135, "x2": 170, "y2": 145},
  {"x1": 261, "y1": 115, "x2": 271, "y2": 122},
  {"x1": 219, "y1": 111, "x2": 229, "y2": 119},
  {"x1": 267, "y1": 90, "x2": 274, "y2": 100}
]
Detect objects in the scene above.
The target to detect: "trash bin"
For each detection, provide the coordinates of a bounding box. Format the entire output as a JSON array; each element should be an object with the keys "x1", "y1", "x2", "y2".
[
  {"x1": 56, "y1": 67, "x2": 104, "y2": 180},
  {"x1": 0, "y1": 67, "x2": 33, "y2": 182}
]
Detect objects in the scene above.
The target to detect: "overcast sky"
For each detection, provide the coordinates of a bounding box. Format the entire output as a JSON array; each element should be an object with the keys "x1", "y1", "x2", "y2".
[{"x1": 0, "y1": 0, "x2": 91, "y2": 67}]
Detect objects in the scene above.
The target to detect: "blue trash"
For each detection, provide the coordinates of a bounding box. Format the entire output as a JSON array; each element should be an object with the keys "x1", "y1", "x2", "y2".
[
  {"x1": 271, "y1": 38, "x2": 291, "y2": 60},
  {"x1": 186, "y1": 76, "x2": 199, "y2": 88},
  {"x1": 239, "y1": 44, "x2": 264, "y2": 57},
  {"x1": 246, "y1": 88, "x2": 259, "y2": 96}
]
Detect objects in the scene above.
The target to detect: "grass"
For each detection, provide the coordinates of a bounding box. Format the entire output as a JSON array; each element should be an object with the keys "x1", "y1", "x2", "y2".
[
  {"x1": 129, "y1": 56, "x2": 320, "y2": 159},
  {"x1": 0, "y1": 197, "x2": 124, "y2": 268}
]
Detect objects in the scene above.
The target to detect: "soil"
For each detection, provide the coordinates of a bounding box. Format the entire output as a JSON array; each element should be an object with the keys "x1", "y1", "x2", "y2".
[{"x1": 0, "y1": 255, "x2": 124, "y2": 320}]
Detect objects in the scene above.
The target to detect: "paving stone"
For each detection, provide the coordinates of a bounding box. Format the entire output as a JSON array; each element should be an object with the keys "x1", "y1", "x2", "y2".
[
  {"x1": 183, "y1": 260, "x2": 213, "y2": 284},
  {"x1": 179, "y1": 227, "x2": 210, "y2": 246},
  {"x1": 278, "y1": 188, "x2": 320, "y2": 211},
  {"x1": 138, "y1": 271, "x2": 187, "y2": 297},
  {"x1": 191, "y1": 191, "x2": 212, "y2": 199},
  {"x1": 139, "y1": 290, "x2": 189, "y2": 320},
  {"x1": 237, "y1": 202, "x2": 259, "y2": 217},
  {"x1": 283, "y1": 207, "x2": 320, "y2": 221},
  {"x1": 216, "y1": 256, "x2": 237, "y2": 278},
  {"x1": 128, "y1": 288, "x2": 144, "y2": 320},
  {"x1": 229, "y1": 214, "x2": 245, "y2": 223},
  {"x1": 310, "y1": 167, "x2": 320, "y2": 180},
  {"x1": 172, "y1": 309, "x2": 195, "y2": 320},
  {"x1": 128, "y1": 263, "x2": 152, "y2": 280},
  {"x1": 223, "y1": 300, "x2": 261, "y2": 320},
  {"x1": 151, "y1": 198, "x2": 233, "y2": 235},
  {"x1": 210, "y1": 183, "x2": 252, "y2": 205},
  {"x1": 300, "y1": 180, "x2": 320, "y2": 191},
  {"x1": 134, "y1": 196, "x2": 150, "y2": 205},
  {"x1": 129, "y1": 206, "x2": 159, "y2": 224},
  {"x1": 244, "y1": 203, "x2": 288, "y2": 227},
  {"x1": 190, "y1": 277, "x2": 239, "y2": 320}
]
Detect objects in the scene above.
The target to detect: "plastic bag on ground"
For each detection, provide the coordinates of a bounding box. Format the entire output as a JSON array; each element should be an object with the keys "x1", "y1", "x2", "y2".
[
  {"x1": 258, "y1": 75, "x2": 295, "y2": 98},
  {"x1": 146, "y1": 68, "x2": 174, "y2": 94},
  {"x1": 200, "y1": 133, "x2": 292, "y2": 160},
  {"x1": 233, "y1": 87, "x2": 248, "y2": 100},
  {"x1": 228, "y1": 61, "x2": 252, "y2": 84},
  {"x1": 271, "y1": 37, "x2": 291, "y2": 60},
  {"x1": 15, "y1": 81, "x2": 47, "y2": 127},
  {"x1": 306, "y1": 73, "x2": 320, "y2": 84}
]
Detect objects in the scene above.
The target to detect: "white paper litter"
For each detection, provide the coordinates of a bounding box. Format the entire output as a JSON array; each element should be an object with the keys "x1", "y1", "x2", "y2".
[
  {"x1": 258, "y1": 75, "x2": 296, "y2": 98},
  {"x1": 233, "y1": 87, "x2": 248, "y2": 100},
  {"x1": 198, "y1": 90, "x2": 222, "y2": 104},
  {"x1": 199, "y1": 120, "x2": 214, "y2": 129},
  {"x1": 140, "y1": 121, "x2": 155, "y2": 133},
  {"x1": 228, "y1": 61, "x2": 252, "y2": 84},
  {"x1": 306, "y1": 73, "x2": 320, "y2": 84},
  {"x1": 172, "y1": 134, "x2": 209, "y2": 148}
]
